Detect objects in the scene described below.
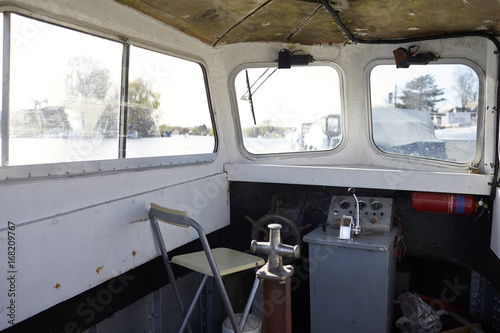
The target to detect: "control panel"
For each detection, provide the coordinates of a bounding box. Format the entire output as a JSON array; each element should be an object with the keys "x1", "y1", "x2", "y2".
[{"x1": 326, "y1": 195, "x2": 394, "y2": 231}]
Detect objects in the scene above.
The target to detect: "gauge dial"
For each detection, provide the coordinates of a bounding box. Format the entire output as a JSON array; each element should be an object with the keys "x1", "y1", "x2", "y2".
[
  {"x1": 371, "y1": 201, "x2": 382, "y2": 210},
  {"x1": 358, "y1": 200, "x2": 366, "y2": 209}
]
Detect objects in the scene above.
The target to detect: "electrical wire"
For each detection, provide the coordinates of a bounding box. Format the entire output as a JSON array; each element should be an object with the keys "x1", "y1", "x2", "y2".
[
  {"x1": 395, "y1": 235, "x2": 406, "y2": 259},
  {"x1": 409, "y1": 45, "x2": 420, "y2": 56},
  {"x1": 418, "y1": 294, "x2": 476, "y2": 323},
  {"x1": 314, "y1": 39, "x2": 350, "y2": 63},
  {"x1": 394, "y1": 214, "x2": 406, "y2": 260},
  {"x1": 320, "y1": 0, "x2": 500, "y2": 48}
]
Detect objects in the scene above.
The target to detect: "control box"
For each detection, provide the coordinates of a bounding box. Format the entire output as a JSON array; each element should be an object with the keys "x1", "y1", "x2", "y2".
[{"x1": 326, "y1": 195, "x2": 394, "y2": 231}]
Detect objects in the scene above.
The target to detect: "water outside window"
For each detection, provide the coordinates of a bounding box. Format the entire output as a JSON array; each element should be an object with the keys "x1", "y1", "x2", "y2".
[
  {"x1": 9, "y1": 14, "x2": 122, "y2": 165},
  {"x1": 6, "y1": 14, "x2": 215, "y2": 166},
  {"x1": 126, "y1": 46, "x2": 214, "y2": 158}
]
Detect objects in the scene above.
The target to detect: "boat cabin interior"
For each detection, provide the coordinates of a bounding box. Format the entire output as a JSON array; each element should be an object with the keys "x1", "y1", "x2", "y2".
[{"x1": 2, "y1": 0, "x2": 500, "y2": 332}]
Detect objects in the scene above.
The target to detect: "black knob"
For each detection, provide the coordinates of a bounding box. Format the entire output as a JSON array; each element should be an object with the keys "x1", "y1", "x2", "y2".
[
  {"x1": 340, "y1": 200, "x2": 350, "y2": 209},
  {"x1": 348, "y1": 187, "x2": 356, "y2": 195}
]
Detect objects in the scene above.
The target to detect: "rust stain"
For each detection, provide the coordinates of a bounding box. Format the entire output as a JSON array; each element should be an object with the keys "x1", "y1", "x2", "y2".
[
  {"x1": 96, "y1": 266, "x2": 104, "y2": 274},
  {"x1": 114, "y1": 0, "x2": 500, "y2": 46},
  {"x1": 132, "y1": 250, "x2": 137, "y2": 258},
  {"x1": 54, "y1": 283, "x2": 60, "y2": 289}
]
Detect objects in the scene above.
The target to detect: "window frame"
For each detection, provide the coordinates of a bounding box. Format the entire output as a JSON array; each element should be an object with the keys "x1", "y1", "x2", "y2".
[
  {"x1": 366, "y1": 58, "x2": 485, "y2": 166},
  {"x1": 230, "y1": 62, "x2": 346, "y2": 159},
  {"x1": 0, "y1": 11, "x2": 218, "y2": 181}
]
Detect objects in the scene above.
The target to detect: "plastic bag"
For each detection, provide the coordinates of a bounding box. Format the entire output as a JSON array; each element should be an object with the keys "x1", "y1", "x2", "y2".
[{"x1": 398, "y1": 292, "x2": 442, "y2": 333}]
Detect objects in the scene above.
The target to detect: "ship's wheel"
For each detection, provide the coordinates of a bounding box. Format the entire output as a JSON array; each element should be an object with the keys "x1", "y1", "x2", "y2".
[
  {"x1": 245, "y1": 194, "x2": 310, "y2": 263},
  {"x1": 248, "y1": 213, "x2": 302, "y2": 252}
]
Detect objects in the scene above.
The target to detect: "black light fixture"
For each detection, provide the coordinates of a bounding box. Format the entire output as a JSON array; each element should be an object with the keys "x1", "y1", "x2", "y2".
[
  {"x1": 278, "y1": 49, "x2": 314, "y2": 69},
  {"x1": 393, "y1": 45, "x2": 438, "y2": 68}
]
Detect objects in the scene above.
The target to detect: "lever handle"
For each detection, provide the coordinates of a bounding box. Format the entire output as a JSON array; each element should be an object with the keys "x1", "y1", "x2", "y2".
[{"x1": 347, "y1": 187, "x2": 361, "y2": 235}]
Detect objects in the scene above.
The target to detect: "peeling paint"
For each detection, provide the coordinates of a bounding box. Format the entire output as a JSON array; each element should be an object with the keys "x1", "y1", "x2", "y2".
[
  {"x1": 463, "y1": 0, "x2": 475, "y2": 8},
  {"x1": 114, "y1": 0, "x2": 500, "y2": 45},
  {"x1": 96, "y1": 266, "x2": 104, "y2": 274}
]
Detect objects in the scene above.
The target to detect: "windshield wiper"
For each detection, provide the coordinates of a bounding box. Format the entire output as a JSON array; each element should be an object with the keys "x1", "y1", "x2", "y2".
[
  {"x1": 241, "y1": 68, "x2": 277, "y2": 101},
  {"x1": 245, "y1": 69, "x2": 257, "y2": 125}
]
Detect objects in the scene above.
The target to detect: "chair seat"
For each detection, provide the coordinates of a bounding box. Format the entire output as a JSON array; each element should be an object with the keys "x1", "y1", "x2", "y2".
[{"x1": 172, "y1": 247, "x2": 265, "y2": 277}]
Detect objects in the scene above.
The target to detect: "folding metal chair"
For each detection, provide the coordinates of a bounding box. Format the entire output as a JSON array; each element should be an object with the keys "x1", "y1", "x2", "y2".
[{"x1": 149, "y1": 203, "x2": 265, "y2": 333}]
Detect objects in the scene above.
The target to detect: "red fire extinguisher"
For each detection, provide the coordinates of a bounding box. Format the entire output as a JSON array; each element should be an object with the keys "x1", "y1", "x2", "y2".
[{"x1": 411, "y1": 192, "x2": 476, "y2": 215}]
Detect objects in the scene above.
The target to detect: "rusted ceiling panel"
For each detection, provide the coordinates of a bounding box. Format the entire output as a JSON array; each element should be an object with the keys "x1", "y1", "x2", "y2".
[
  {"x1": 335, "y1": 0, "x2": 500, "y2": 40},
  {"x1": 114, "y1": 0, "x2": 500, "y2": 46},
  {"x1": 216, "y1": 1, "x2": 324, "y2": 45},
  {"x1": 289, "y1": 7, "x2": 345, "y2": 45},
  {"x1": 114, "y1": 0, "x2": 264, "y2": 45}
]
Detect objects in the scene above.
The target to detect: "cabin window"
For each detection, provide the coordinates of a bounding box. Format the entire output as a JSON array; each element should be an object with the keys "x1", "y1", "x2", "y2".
[
  {"x1": 370, "y1": 64, "x2": 479, "y2": 162},
  {"x1": 8, "y1": 14, "x2": 122, "y2": 165},
  {"x1": 1, "y1": 13, "x2": 214, "y2": 170},
  {"x1": 126, "y1": 46, "x2": 214, "y2": 158},
  {"x1": 234, "y1": 66, "x2": 342, "y2": 155}
]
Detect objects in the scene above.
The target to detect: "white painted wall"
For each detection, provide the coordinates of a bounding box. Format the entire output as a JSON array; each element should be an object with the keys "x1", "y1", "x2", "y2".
[{"x1": 1, "y1": 167, "x2": 230, "y2": 328}]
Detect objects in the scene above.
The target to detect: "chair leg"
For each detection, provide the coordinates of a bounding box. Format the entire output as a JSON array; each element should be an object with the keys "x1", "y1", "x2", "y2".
[
  {"x1": 196, "y1": 230, "x2": 243, "y2": 333},
  {"x1": 151, "y1": 218, "x2": 193, "y2": 333},
  {"x1": 179, "y1": 275, "x2": 209, "y2": 333},
  {"x1": 239, "y1": 277, "x2": 260, "y2": 332},
  {"x1": 213, "y1": 273, "x2": 242, "y2": 333}
]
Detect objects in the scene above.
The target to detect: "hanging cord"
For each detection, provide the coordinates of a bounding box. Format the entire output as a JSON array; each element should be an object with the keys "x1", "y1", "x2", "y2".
[
  {"x1": 320, "y1": 0, "x2": 500, "y2": 200},
  {"x1": 394, "y1": 215, "x2": 406, "y2": 261}
]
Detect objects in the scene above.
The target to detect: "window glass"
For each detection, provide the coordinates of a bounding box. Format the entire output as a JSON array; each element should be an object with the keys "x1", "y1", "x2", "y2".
[
  {"x1": 370, "y1": 64, "x2": 479, "y2": 162},
  {"x1": 127, "y1": 46, "x2": 214, "y2": 158},
  {"x1": 5, "y1": 14, "x2": 215, "y2": 169},
  {"x1": 9, "y1": 14, "x2": 122, "y2": 165},
  {"x1": 235, "y1": 66, "x2": 342, "y2": 154}
]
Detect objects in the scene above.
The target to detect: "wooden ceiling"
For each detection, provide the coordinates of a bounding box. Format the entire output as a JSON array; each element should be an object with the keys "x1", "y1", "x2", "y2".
[{"x1": 115, "y1": 0, "x2": 500, "y2": 46}]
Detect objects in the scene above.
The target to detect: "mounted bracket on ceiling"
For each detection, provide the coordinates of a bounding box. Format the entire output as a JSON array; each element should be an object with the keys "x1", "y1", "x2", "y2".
[
  {"x1": 393, "y1": 45, "x2": 438, "y2": 68},
  {"x1": 278, "y1": 49, "x2": 314, "y2": 69}
]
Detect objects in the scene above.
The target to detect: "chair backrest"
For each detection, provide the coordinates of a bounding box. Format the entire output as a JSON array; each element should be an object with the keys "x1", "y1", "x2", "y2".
[
  {"x1": 148, "y1": 203, "x2": 220, "y2": 280},
  {"x1": 149, "y1": 203, "x2": 209, "y2": 246},
  {"x1": 149, "y1": 203, "x2": 193, "y2": 228}
]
